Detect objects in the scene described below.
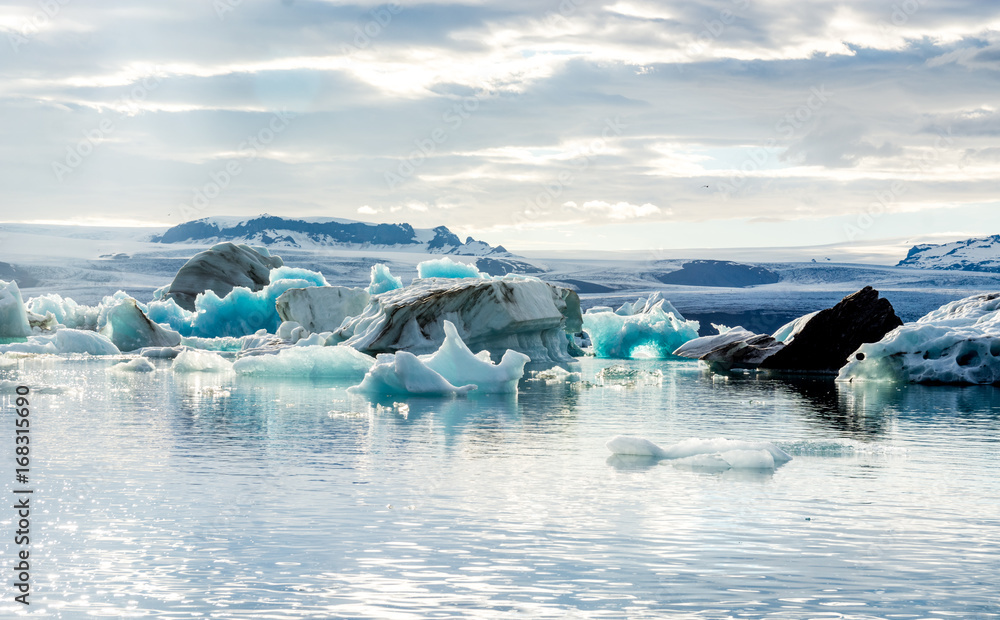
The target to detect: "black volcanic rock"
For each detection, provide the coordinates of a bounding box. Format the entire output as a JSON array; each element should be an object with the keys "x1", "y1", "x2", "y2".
[
  {"x1": 760, "y1": 286, "x2": 902, "y2": 372},
  {"x1": 164, "y1": 243, "x2": 283, "y2": 311},
  {"x1": 673, "y1": 286, "x2": 902, "y2": 373},
  {"x1": 656, "y1": 260, "x2": 779, "y2": 287}
]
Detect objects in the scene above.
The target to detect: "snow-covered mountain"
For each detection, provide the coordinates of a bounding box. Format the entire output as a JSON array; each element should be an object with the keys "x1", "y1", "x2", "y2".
[
  {"x1": 151, "y1": 215, "x2": 512, "y2": 256},
  {"x1": 897, "y1": 235, "x2": 1000, "y2": 272}
]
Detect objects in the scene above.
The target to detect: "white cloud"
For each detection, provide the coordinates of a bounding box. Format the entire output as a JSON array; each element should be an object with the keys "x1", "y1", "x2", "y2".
[
  {"x1": 565, "y1": 200, "x2": 664, "y2": 220},
  {"x1": 357, "y1": 205, "x2": 379, "y2": 215}
]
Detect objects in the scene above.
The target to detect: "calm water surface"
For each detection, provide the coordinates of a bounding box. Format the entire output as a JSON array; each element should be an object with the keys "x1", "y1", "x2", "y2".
[{"x1": 1, "y1": 356, "x2": 999, "y2": 619}]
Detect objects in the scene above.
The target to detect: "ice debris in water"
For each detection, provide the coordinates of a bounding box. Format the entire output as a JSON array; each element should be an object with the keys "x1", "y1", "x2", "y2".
[
  {"x1": 348, "y1": 320, "x2": 529, "y2": 396},
  {"x1": 368, "y1": 263, "x2": 403, "y2": 295},
  {"x1": 0, "y1": 280, "x2": 32, "y2": 339},
  {"x1": 109, "y1": 357, "x2": 156, "y2": 373},
  {"x1": 606, "y1": 435, "x2": 792, "y2": 470},
  {"x1": 838, "y1": 292, "x2": 1000, "y2": 384},
  {"x1": 172, "y1": 350, "x2": 233, "y2": 373},
  {"x1": 527, "y1": 366, "x2": 582, "y2": 384},
  {"x1": 232, "y1": 345, "x2": 374, "y2": 378},
  {"x1": 583, "y1": 295, "x2": 699, "y2": 359},
  {"x1": 594, "y1": 365, "x2": 663, "y2": 386},
  {"x1": 0, "y1": 329, "x2": 120, "y2": 355},
  {"x1": 416, "y1": 257, "x2": 484, "y2": 280}
]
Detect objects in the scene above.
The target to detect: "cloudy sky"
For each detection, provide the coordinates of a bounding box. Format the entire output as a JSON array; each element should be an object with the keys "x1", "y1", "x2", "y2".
[{"x1": 1, "y1": 0, "x2": 998, "y2": 252}]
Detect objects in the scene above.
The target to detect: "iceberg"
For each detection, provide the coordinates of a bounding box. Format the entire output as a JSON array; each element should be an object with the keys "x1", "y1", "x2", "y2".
[
  {"x1": 232, "y1": 344, "x2": 374, "y2": 378},
  {"x1": 163, "y1": 242, "x2": 284, "y2": 311},
  {"x1": 0, "y1": 280, "x2": 31, "y2": 339},
  {"x1": 25, "y1": 293, "x2": 100, "y2": 330},
  {"x1": 614, "y1": 292, "x2": 684, "y2": 319},
  {"x1": 99, "y1": 295, "x2": 182, "y2": 352},
  {"x1": 674, "y1": 287, "x2": 902, "y2": 373},
  {"x1": 605, "y1": 435, "x2": 791, "y2": 469},
  {"x1": 416, "y1": 257, "x2": 484, "y2": 279},
  {"x1": 173, "y1": 349, "x2": 233, "y2": 373},
  {"x1": 275, "y1": 286, "x2": 370, "y2": 334},
  {"x1": 583, "y1": 299, "x2": 699, "y2": 359},
  {"x1": 336, "y1": 276, "x2": 581, "y2": 364},
  {"x1": 368, "y1": 263, "x2": 403, "y2": 295},
  {"x1": 838, "y1": 292, "x2": 1000, "y2": 384},
  {"x1": 0, "y1": 329, "x2": 120, "y2": 355},
  {"x1": 147, "y1": 266, "x2": 329, "y2": 338},
  {"x1": 348, "y1": 320, "x2": 528, "y2": 396}
]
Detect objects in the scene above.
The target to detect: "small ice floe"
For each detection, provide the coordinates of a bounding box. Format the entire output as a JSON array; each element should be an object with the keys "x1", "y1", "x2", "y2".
[
  {"x1": 140, "y1": 346, "x2": 184, "y2": 359},
  {"x1": 172, "y1": 350, "x2": 233, "y2": 373},
  {"x1": 0, "y1": 380, "x2": 69, "y2": 394},
  {"x1": 109, "y1": 357, "x2": 156, "y2": 373},
  {"x1": 527, "y1": 366, "x2": 582, "y2": 384},
  {"x1": 0, "y1": 329, "x2": 120, "y2": 356},
  {"x1": 605, "y1": 435, "x2": 792, "y2": 471},
  {"x1": 348, "y1": 320, "x2": 528, "y2": 396}
]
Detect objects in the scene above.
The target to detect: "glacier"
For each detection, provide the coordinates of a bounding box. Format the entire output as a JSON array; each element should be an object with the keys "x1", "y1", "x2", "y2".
[
  {"x1": 416, "y1": 257, "x2": 484, "y2": 279},
  {"x1": 0, "y1": 280, "x2": 31, "y2": 340},
  {"x1": 605, "y1": 435, "x2": 791, "y2": 470},
  {"x1": 232, "y1": 344, "x2": 374, "y2": 378},
  {"x1": 336, "y1": 275, "x2": 581, "y2": 364},
  {"x1": 583, "y1": 296, "x2": 700, "y2": 359},
  {"x1": 348, "y1": 321, "x2": 527, "y2": 396},
  {"x1": 838, "y1": 292, "x2": 1000, "y2": 384},
  {"x1": 368, "y1": 263, "x2": 403, "y2": 295}
]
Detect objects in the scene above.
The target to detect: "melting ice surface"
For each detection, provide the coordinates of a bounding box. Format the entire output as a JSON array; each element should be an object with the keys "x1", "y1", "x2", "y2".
[{"x1": 3, "y1": 356, "x2": 999, "y2": 619}]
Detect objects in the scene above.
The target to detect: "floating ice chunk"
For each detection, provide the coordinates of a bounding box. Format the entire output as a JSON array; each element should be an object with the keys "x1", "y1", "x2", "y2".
[
  {"x1": 838, "y1": 292, "x2": 1000, "y2": 384},
  {"x1": 0, "y1": 354, "x2": 17, "y2": 369},
  {"x1": 583, "y1": 300, "x2": 699, "y2": 359},
  {"x1": 277, "y1": 321, "x2": 304, "y2": 341},
  {"x1": 232, "y1": 344, "x2": 374, "y2": 378},
  {"x1": 109, "y1": 357, "x2": 156, "y2": 373},
  {"x1": 419, "y1": 321, "x2": 529, "y2": 393},
  {"x1": 276, "y1": 286, "x2": 370, "y2": 333},
  {"x1": 528, "y1": 366, "x2": 582, "y2": 384},
  {"x1": 349, "y1": 351, "x2": 476, "y2": 396},
  {"x1": 338, "y1": 276, "x2": 580, "y2": 364},
  {"x1": 140, "y1": 346, "x2": 184, "y2": 359},
  {"x1": 0, "y1": 329, "x2": 120, "y2": 355},
  {"x1": 605, "y1": 435, "x2": 791, "y2": 469},
  {"x1": 99, "y1": 296, "x2": 182, "y2": 352},
  {"x1": 25, "y1": 293, "x2": 100, "y2": 330},
  {"x1": 613, "y1": 292, "x2": 685, "y2": 319},
  {"x1": 0, "y1": 280, "x2": 31, "y2": 339},
  {"x1": 145, "y1": 298, "x2": 194, "y2": 334},
  {"x1": 173, "y1": 350, "x2": 232, "y2": 373},
  {"x1": 368, "y1": 263, "x2": 403, "y2": 295},
  {"x1": 416, "y1": 257, "x2": 484, "y2": 279},
  {"x1": 348, "y1": 320, "x2": 527, "y2": 395},
  {"x1": 594, "y1": 365, "x2": 663, "y2": 386},
  {"x1": 180, "y1": 336, "x2": 246, "y2": 351},
  {"x1": 163, "y1": 242, "x2": 284, "y2": 311}
]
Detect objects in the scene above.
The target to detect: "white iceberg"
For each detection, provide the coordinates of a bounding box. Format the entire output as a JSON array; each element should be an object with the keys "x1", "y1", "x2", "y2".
[
  {"x1": 614, "y1": 292, "x2": 684, "y2": 319},
  {"x1": 583, "y1": 299, "x2": 700, "y2": 359},
  {"x1": 173, "y1": 349, "x2": 233, "y2": 373},
  {"x1": 275, "y1": 286, "x2": 370, "y2": 334},
  {"x1": 348, "y1": 320, "x2": 528, "y2": 396},
  {"x1": 0, "y1": 280, "x2": 31, "y2": 339},
  {"x1": 232, "y1": 344, "x2": 374, "y2": 378},
  {"x1": 838, "y1": 292, "x2": 1000, "y2": 384},
  {"x1": 368, "y1": 263, "x2": 403, "y2": 295},
  {"x1": 0, "y1": 329, "x2": 120, "y2": 355},
  {"x1": 416, "y1": 257, "x2": 484, "y2": 279},
  {"x1": 26, "y1": 293, "x2": 100, "y2": 330},
  {"x1": 605, "y1": 435, "x2": 791, "y2": 470},
  {"x1": 336, "y1": 275, "x2": 580, "y2": 364}
]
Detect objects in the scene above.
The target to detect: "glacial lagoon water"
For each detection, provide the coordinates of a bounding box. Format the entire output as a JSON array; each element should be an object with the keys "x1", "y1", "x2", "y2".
[{"x1": 2, "y1": 356, "x2": 999, "y2": 619}]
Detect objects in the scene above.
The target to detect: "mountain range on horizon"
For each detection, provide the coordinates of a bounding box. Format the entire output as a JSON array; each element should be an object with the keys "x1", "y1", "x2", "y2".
[{"x1": 150, "y1": 214, "x2": 512, "y2": 256}]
